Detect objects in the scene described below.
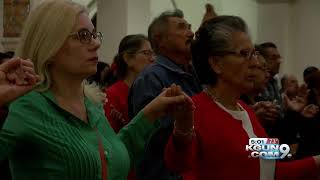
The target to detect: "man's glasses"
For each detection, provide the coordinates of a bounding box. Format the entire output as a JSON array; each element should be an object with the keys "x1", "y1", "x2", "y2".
[
  {"x1": 215, "y1": 50, "x2": 259, "y2": 60},
  {"x1": 69, "y1": 28, "x2": 103, "y2": 44}
]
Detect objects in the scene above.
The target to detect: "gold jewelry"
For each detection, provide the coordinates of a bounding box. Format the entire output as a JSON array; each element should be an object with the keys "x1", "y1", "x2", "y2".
[{"x1": 204, "y1": 87, "x2": 241, "y2": 111}]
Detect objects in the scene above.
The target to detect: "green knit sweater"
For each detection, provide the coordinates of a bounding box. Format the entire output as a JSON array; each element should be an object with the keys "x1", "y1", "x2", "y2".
[{"x1": 0, "y1": 90, "x2": 157, "y2": 180}]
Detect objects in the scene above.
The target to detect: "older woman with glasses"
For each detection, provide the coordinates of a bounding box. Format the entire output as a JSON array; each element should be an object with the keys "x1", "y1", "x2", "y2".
[
  {"x1": 165, "y1": 16, "x2": 320, "y2": 180},
  {"x1": 104, "y1": 34, "x2": 155, "y2": 133},
  {"x1": 0, "y1": 1, "x2": 192, "y2": 180}
]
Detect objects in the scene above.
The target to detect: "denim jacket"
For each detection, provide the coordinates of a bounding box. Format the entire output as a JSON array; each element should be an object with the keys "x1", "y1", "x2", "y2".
[{"x1": 128, "y1": 55, "x2": 202, "y2": 180}]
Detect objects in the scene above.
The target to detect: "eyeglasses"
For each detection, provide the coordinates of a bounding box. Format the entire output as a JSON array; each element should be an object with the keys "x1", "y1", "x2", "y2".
[
  {"x1": 135, "y1": 49, "x2": 155, "y2": 57},
  {"x1": 69, "y1": 28, "x2": 103, "y2": 44},
  {"x1": 215, "y1": 50, "x2": 259, "y2": 60},
  {"x1": 266, "y1": 54, "x2": 282, "y2": 62}
]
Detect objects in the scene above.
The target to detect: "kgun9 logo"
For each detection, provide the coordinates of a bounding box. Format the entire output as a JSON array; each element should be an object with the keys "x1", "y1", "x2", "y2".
[{"x1": 245, "y1": 138, "x2": 292, "y2": 160}]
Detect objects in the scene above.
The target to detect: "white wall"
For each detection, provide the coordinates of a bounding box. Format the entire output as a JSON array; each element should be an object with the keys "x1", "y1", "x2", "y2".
[
  {"x1": 97, "y1": 0, "x2": 128, "y2": 62},
  {"x1": 291, "y1": 0, "x2": 320, "y2": 81},
  {"x1": 220, "y1": 0, "x2": 259, "y2": 42},
  {"x1": 149, "y1": 0, "x2": 223, "y2": 35},
  {"x1": 0, "y1": 1, "x2": 4, "y2": 52},
  {"x1": 1, "y1": 0, "x2": 319, "y2": 76},
  {"x1": 256, "y1": 0, "x2": 320, "y2": 82},
  {"x1": 149, "y1": 0, "x2": 259, "y2": 42},
  {"x1": 150, "y1": 0, "x2": 209, "y2": 33},
  {"x1": 257, "y1": 2, "x2": 292, "y2": 77},
  {"x1": 127, "y1": 0, "x2": 150, "y2": 35}
]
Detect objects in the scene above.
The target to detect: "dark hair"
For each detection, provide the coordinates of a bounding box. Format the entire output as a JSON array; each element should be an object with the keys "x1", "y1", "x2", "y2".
[
  {"x1": 102, "y1": 61, "x2": 117, "y2": 87},
  {"x1": 114, "y1": 34, "x2": 148, "y2": 79},
  {"x1": 303, "y1": 66, "x2": 318, "y2": 80},
  {"x1": 91, "y1": 13, "x2": 97, "y2": 29},
  {"x1": 148, "y1": 9, "x2": 184, "y2": 53},
  {"x1": 192, "y1": 15, "x2": 248, "y2": 85},
  {"x1": 256, "y1": 42, "x2": 277, "y2": 58},
  {"x1": 307, "y1": 71, "x2": 320, "y2": 106},
  {"x1": 87, "y1": 61, "x2": 109, "y2": 86},
  {"x1": 307, "y1": 71, "x2": 320, "y2": 90},
  {"x1": 0, "y1": 51, "x2": 14, "y2": 64}
]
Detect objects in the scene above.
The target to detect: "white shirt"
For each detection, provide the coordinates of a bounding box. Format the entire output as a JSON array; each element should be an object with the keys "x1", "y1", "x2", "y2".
[{"x1": 214, "y1": 101, "x2": 276, "y2": 180}]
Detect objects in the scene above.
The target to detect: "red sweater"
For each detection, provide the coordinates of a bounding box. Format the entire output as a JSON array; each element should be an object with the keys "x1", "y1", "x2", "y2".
[
  {"x1": 104, "y1": 80, "x2": 129, "y2": 133},
  {"x1": 165, "y1": 92, "x2": 318, "y2": 180},
  {"x1": 104, "y1": 81, "x2": 136, "y2": 180}
]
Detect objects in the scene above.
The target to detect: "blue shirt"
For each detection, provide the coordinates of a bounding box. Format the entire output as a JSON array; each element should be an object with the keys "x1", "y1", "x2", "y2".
[{"x1": 128, "y1": 55, "x2": 202, "y2": 180}]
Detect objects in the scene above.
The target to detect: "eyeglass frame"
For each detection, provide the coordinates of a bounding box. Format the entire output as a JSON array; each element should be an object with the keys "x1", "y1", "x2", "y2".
[
  {"x1": 133, "y1": 49, "x2": 156, "y2": 57},
  {"x1": 69, "y1": 28, "x2": 103, "y2": 44},
  {"x1": 214, "y1": 50, "x2": 260, "y2": 60}
]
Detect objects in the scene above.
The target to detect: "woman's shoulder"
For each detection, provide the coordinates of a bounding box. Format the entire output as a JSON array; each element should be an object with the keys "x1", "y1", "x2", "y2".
[
  {"x1": 5, "y1": 91, "x2": 50, "y2": 130},
  {"x1": 192, "y1": 91, "x2": 211, "y2": 107},
  {"x1": 7, "y1": 91, "x2": 53, "y2": 122},
  {"x1": 9, "y1": 90, "x2": 47, "y2": 108},
  {"x1": 106, "y1": 81, "x2": 128, "y2": 94}
]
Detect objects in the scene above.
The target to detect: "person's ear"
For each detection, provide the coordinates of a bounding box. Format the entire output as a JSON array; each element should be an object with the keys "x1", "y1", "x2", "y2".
[
  {"x1": 154, "y1": 33, "x2": 162, "y2": 43},
  {"x1": 208, "y1": 56, "x2": 223, "y2": 74},
  {"x1": 155, "y1": 33, "x2": 167, "y2": 49},
  {"x1": 123, "y1": 53, "x2": 131, "y2": 65}
]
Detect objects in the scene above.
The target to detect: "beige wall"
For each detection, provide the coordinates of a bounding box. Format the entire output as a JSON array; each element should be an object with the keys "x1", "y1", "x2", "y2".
[
  {"x1": 257, "y1": 0, "x2": 320, "y2": 82},
  {"x1": 0, "y1": 0, "x2": 3, "y2": 52},
  {"x1": 97, "y1": 0, "x2": 150, "y2": 63},
  {"x1": 257, "y1": 2, "x2": 292, "y2": 77},
  {"x1": 220, "y1": 0, "x2": 259, "y2": 42},
  {"x1": 291, "y1": 0, "x2": 320, "y2": 82},
  {"x1": 150, "y1": 0, "x2": 212, "y2": 33},
  {"x1": 127, "y1": 0, "x2": 151, "y2": 35},
  {"x1": 1, "y1": 0, "x2": 319, "y2": 78}
]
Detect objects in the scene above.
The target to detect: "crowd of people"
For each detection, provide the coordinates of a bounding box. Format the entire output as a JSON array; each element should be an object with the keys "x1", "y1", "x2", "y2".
[{"x1": 0, "y1": 0, "x2": 319, "y2": 180}]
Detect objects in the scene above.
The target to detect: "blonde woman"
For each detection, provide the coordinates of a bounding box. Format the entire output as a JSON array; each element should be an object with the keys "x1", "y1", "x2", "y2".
[{"x1": 0, "y1": 1, "x2": 192, "y2": 180}]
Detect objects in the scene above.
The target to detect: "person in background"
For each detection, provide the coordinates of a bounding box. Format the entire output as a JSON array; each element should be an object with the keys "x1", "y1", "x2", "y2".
[
  {"x1": 255, "y1": 42, "x2": 283, "y2": 138},
  {"x1": 104, "y1": 34, "x2": 154, "y2": 133},
  {"x1": 241, "y1": 52, "x2": 270, "y2": 105},
  {"x1": 0, "y1": 52, "x2": 14, "y2": 64},
  {"x1": 283, "y1": 71, "x2": 320, "y2": 159},
  {"x1": 279, "y1": 74, "x2": 302, "y2": 158},
  {"x1": 128, "y1": 9, "x2": 201, "y2": 180},
  {"x1": 240, "y1": 52, "x2": 279, "y2": 129},
  {"x1": 0, "y1": 1, "x2": 192, "y2": 180},
  {"x1": 103, "y1": 35, "x2": 155, "y2": 180},
  {"x1": 303, "y1": 66, "x2": 318, "y2": 85},
  {"x1": 281, "y1": 74, "x2": 299, "y2": 100},
  {"x1": 0, "y1": 57, "x2": 39, "y2": 180},
  {"x1": 87, "y1": 61, "x2": 109, "y2": 87},
  {"x1": 200, "y1": 3, "x2": 217, "y2": 26},
  {"x1": 256, "y1": 42, "x2": 282, "y2": 103},
  {"x1": 0, "y1": 51, "x2": 15, "y2": 121},
  {"x1": 165, "y1": 15, "x2": 320, "y2": 180}
]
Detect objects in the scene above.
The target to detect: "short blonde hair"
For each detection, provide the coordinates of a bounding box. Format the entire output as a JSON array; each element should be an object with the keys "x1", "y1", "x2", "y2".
[{"x1": 16, "y1": 0, "x2": 105, "y2": 104}]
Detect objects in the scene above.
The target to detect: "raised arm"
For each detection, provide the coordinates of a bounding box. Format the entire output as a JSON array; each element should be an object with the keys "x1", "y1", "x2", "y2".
[{"x1": 119, "y1": 84, "x2": 191, "y2": 166}]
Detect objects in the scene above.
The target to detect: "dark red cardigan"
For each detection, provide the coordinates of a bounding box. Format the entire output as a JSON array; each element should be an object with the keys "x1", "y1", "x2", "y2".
[{"x1": 165, "y1": 92, "x2": 318, "y2": 180}]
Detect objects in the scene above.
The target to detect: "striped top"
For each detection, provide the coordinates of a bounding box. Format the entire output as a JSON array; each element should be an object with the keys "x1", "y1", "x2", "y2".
[{"x1": 0, "y1": 90, "x2": 156, "y2": 180}]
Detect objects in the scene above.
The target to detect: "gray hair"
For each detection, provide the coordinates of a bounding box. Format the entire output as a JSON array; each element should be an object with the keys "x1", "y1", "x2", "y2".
[
  {"x1": 148, "y1": 9, "x2": 184, "y2": 53},
  {"x1": 192, "y1": 15, "x2": 249, "y2": 85}
]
